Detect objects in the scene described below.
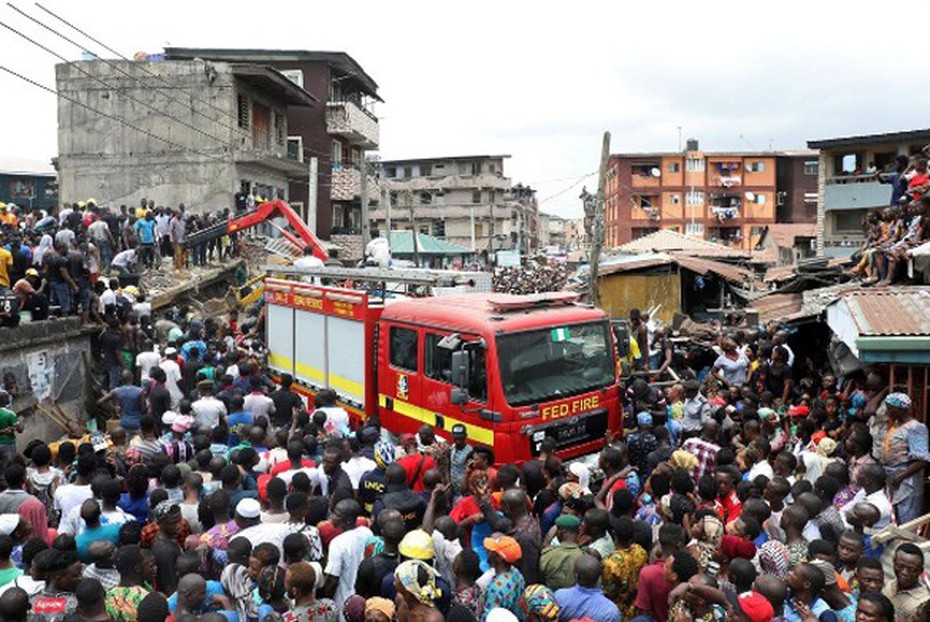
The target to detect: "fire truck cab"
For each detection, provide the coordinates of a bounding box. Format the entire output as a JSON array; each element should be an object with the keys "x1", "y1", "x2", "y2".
[
  {"x1": 264, "y1": 268, "x2": 620, "y2": 465},
  {"x1": 378, "y1": 292, "x2": 620, "y2": 463}
]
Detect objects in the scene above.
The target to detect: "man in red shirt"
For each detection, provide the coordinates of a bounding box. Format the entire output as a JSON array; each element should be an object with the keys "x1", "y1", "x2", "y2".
[
  {"x1": 396, "y1": 434, "x2": 435, "y2": 492},
  {"x1": 715, "y1": 466, "x2": 743, "y2": 526},
  {"x1": 633, "y1": 524, "x2": 691, "y2": 622}
]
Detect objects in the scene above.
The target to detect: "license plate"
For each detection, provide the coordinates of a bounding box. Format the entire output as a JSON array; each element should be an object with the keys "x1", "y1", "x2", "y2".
[{"x1": 530, "y1": 410, "x2": 608, "y2": 456}]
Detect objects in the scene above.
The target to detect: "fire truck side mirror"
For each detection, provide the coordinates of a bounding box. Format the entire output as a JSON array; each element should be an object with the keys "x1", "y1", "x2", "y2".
[
  {"x1": 450, "y1": 387, "x2": 469, "y2": 406},
  {"x1": 450, "y1": 351, "x2": 470, "y2": 390}
]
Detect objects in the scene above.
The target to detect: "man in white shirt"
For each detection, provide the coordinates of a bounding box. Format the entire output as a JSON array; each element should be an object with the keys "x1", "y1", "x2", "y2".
[
  {"x1": 321, "y1": 499, "x2": 372, "y2": 608},
  {"x1": 293, "y1": 246, "x2": 324, "y2": 284},
  {"x1": 53, "y1": 455, "x2": 96, "y2": 521},
  {"x1": 135, "y1": 340, "x2": 160, "y2": 382},
  {"x1": 313, "y1": 389, "x2": 349, "y2": 437},
  {"x1": 159, "y1": 348, "x2": 184, "y2": 408},
  {"x1": 243, "y1": 376, "x2": 275, "y2": 421},
  {"x1": 192, "y1": 383, "x2": 228, "y2": 430},
  {"x1": 842, "y1": 463, "x2": 894, "y2": 529}
]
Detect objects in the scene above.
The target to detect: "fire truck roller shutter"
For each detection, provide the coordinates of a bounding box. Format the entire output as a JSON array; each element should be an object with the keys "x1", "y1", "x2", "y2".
[
  {"x1": 377, "y1": 393, "x2": 494, "y2": 446},
  {"x1": 295, "y1": 308, "x2": 326, "y2": 389},
  {"x1": 267, "y1": 301, "x2": 295, "y2": 376},
  {"x1": 326, "y1": 315, "x2": 366, "y2": 408}
]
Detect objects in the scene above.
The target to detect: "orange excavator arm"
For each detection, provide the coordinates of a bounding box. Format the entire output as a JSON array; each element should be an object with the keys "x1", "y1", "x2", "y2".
[{"x1": 185, "y1": 199, "x2": 329, "y2": 261}]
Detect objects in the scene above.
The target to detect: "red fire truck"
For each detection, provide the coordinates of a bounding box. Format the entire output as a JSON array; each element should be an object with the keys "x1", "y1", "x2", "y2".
[{"x1": 264, "y1": 268, "x2": 620, "y2": 464}]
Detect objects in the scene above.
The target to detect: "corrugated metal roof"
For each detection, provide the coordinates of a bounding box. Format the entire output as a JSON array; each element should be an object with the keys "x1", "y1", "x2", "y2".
[
  {"x1": 613, "y1": 229, "x2": 748, "y2": 258},
  {"x1": 598, "y1": 253, "x2": 675, "y2": 276},
  {"x1": 388, "y1": 230, "x2": 472, "y2": 255},
  {"x1": 746, "y1": 293, "x2": 805, "y2": 324},
  {"x1": 672, "y1": 253, "x2": 754, "y2": 284},
  {"x1": 839, "y1": 288, "x2": 930, "y2": 336},
  {"x1": 763, "y1": 223, "x2": 816, "y2": 248}
]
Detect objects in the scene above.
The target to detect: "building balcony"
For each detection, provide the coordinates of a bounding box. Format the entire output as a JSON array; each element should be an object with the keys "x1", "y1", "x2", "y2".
[
  {"x1": 710, "y1": 206, "x2": 740, "y2": 222},
  {"x1": 710, "y1": 175, "x2": 742, "y2": 187},
  {"x1": 330, "y1": 163, "x2": 381, "y2": 202},
  {"x1": 326, "y1": 100, "x2": 379, "y2": 149},
  {"x1": 823, "y1": 178, "x2": 888, "y2": 211}
]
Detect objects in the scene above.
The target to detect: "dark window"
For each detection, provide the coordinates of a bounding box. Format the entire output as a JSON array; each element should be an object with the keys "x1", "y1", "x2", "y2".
[
  {"x1": 469, "y1": 347, "x2": 487, "y2": 402},
  {"x1": 421, "y1": 164, "x2": 432, "y2": 176},
  {"x1": 389, "y1": 191, "x2": 399, "y2": 206},
  {"x1": 471, "y1": 162, "x2": 482, "y2": 175},
  {"x1": 669, "y1": 162, "x2": 681, "y2": 173},
  {"x1": 425, "y1": 334, "x2": 452, "y2": 382},
  {"x1": 385, "y1": 167, "x2": 396, "y2": 178},
  {"x1": 834, "y1": 210, "x2": 867, "y2": 233},
  {"x1": 432, "y1": 219, "x2": 445, "y2": 237},
  {"x1": 390, "y1": 327, "x2": 418, "y2": 371},
  {"x1": 404, "y1": 166, "x2": 413, "y2": 178},
  {"x1": 420, "y1": 192, "x2": 432, "y2": 205},
  {"x1": 472, "y1": 191, "x2": 482, "y2": 204},
  {"x1": 237, "y1": 95, "x2": 250, "y2": 130},
  {"x1": 803, "y1": 160, "x2": 818, "y2": 175}
]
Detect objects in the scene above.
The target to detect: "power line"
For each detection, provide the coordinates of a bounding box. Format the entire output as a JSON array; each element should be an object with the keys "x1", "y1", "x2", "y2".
[
  {"x1": 0, "y1": 17, "x2": 233, "y2": 149},
  {"x1": 0, "y1": 64, "x2": 316, "y2": 201},
  {"x1": 26, "y1": 2, "x2": 331, "y2": 162},
  {"x1": 537, "y1": 171, "x2": 598, "y2": 205}
]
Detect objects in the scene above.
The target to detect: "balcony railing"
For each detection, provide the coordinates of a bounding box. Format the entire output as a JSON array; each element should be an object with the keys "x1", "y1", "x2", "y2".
[
  {"x1": 825, "y1": 173, "x2": 878, "y2": 185},
  {"x1": 710, "y1": 175, "x2": 742, "y2": 187},
  {"x1": 326, "y1": 99, "x2": 379, "y2": 149}
]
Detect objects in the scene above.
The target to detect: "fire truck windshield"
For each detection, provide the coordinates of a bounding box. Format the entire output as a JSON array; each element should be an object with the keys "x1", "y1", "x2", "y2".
[{"x1": 497, "y1": 321, "x2": 615, "y2": 407}]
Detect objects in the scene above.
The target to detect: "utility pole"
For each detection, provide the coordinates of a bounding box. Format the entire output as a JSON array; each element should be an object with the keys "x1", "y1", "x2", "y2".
[
  {"x1": 360, "y1": 153, "x2": 370, "y2": 247},
  {"x1": 381, "y1": 182, "x2": 391, "y2": 239},
  {"x1": 407, "y1": 190, "x2": 420, "y2": 267},
  {"x1": 307, "y1": 156, "x2": 318, "y2": 234},
  {"x1": 588, "y1": 131, "x2": 611, "y2": 306},
  {"x1": 487, "y1": 198, "x2": 494, "y2": 266}
]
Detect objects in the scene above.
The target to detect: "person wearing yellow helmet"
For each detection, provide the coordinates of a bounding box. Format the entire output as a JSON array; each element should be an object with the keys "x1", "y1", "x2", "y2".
[{"x1": 12, "y1": 267, "x2": 49, "y2": 320}]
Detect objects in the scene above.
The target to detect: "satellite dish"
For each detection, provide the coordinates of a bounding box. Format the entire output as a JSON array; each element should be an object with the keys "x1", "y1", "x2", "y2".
[
  {"x1": 650, "y1": 168, "x2": 661, "y2": 178},
  {"x1": 744, "y1": 192, "x2": 756, "y2": 201}
]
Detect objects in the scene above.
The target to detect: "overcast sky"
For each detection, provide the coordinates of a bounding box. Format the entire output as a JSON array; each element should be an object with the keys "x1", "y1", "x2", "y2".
[{"x1": 2, "y1": 0, "x2": 929, "y2": 218}]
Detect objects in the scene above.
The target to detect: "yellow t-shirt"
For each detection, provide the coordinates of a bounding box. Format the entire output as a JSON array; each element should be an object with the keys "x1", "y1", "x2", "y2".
[{"x1": 0, "y1": 248, "x2": 13, "y2": 288}]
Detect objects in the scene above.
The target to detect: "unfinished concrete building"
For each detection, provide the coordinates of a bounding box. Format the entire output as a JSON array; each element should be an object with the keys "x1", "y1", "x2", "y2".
[{"x1": 56, "y1": 58, "x2": 316, "y2": 212}]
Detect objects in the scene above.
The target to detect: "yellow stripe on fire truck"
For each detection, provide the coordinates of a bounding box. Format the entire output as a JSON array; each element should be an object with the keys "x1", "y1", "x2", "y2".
[{"x1": 378, "y1": 394, "x2": 495, "y2": 446}]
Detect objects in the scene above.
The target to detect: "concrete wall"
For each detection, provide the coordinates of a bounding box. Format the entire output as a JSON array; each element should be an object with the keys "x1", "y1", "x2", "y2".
[
  {"x1": 56, "y1": 60, "x2": 291, "y2": 212},
  {"x1": 0, "y1": 319, "x2": 91, "y2": 450}
]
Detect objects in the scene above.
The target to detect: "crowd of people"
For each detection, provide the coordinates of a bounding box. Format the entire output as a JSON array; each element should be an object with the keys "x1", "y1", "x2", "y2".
[
  {"x1": 492, "y1": 263, "x2": 569, "y2": 296},
  {"x1": 0, "y1": 197, "x2": 925, "y2": 621},
  {"x1": 0, "y1": 197, "x2": 241, "y2": 326},
  {"x1": 848, "y1": 155, "x2": 930, "y2": 285}
]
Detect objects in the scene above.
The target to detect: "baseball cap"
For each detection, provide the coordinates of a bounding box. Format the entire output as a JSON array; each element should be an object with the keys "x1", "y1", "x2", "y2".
[
  {"x1": 401, "y1": 433, "x2": 417, "y2": 445},
  {"x1": 787, "y1": 404, "x2": 810, "y2": 418},
  {"x1": 735, "y1": 591, "x2": 774, "y2": 622},
  {"x1": 164, "y1": 347, "x2": 178, "y2": 356},
  {"x1": 451, "y1": 424, "x2": 467, "y2": 438},
  {"x1": 235, "y1": 498, "x2": 261, "y2": 519},
  {"x1": 483, "y1": 535, "x2": 522, "y2": 563}
]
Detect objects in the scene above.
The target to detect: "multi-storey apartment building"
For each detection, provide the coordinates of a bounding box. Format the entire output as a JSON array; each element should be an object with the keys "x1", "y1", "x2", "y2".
[
  {"x1": 807, "y1": 128, "x2": 930, "y2": 257},
  {"x1": 165, "y1": 48, "x2": 381, "y2": 240},
  {"x1": 604, "y1": 140, "x2": 817, "y2": 250},
  {"x1": 370, "y1": 155, "x2": 538, "y2": 261}
]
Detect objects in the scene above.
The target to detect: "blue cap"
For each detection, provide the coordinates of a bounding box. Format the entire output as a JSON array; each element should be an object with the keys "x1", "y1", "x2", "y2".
[{"x1": 636, "y1": 411, "x2": 653, "y2": 427}]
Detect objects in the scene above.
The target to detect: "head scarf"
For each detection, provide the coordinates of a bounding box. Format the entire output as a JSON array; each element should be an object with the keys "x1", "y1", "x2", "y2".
[
  {"x1": 374, "y1": 441, "x2": 395, "y2": 469},
  {"x1": 343, "y1": 595, "x2": 366, "y2": 622},
  {"x1": 522, "y1": 585, "x2": 560, "y2": 620},
  {"x1": 153, "y1": 501, "x2": 180, "y2": 523},
  {"x1": 18, "y1": 498, "x2": 47, "y2": 545},
  {"x1": 365, "y1": 597, "x2": 395, "y2": 620},
  {"x1": 395, "y1": 560, "x2": 441, "y2": 607},
  {"x1": 33, "y1": 234, "x2": 53, "y2": 266},
  {"x1": 697, "y1": 515, "x2": 724, "y2": 546},
  {"x1": 885, "y1": 392, "x2": 912, "y2": 409},
  {"x1": 670, "y1": 450, "x2": 699, "y2": 470},
  {"x1": 758, "y1": 540, "x2": 791, "y2": 580},
  {"x1": 568, "y1": 462, "x2": 591, "y2": 492},
  {"x1": 810, "y1": 559, "x2": 838, "y2": 586},
  {"x1": 816, "y1": 438, "x2": 837, "y2": 458}
]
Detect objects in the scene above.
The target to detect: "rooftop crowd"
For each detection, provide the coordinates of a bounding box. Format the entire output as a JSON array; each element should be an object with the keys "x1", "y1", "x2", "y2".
[
  {"x1": 0, "y1": 205, "x2": 923, "y2": 622},
  {"x1": 849, "y1": 155, "x2": 930, "y2": 285}
]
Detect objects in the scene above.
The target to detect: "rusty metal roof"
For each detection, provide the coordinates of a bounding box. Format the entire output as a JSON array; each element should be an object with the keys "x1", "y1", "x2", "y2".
[
  {"x1": 671, "y1": 253, "x2": 754, "y2": 284},
  {"x1": 746, "y1": 293, "x2": 805, "y2": 324},
  {"x1": 840, "y1": 288, "x2": 930, "y2": 336}
]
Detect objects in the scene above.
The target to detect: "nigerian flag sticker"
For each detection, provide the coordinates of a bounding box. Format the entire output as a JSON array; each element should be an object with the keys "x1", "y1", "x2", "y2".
[{"x1": 551, "y1": 327, "x2": 570, "y2": 342}]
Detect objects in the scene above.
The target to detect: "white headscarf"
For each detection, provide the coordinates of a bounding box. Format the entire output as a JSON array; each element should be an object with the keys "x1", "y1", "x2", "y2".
[
  {"x1": 33, "y1": 234, "x2": 53, "y2": 267},
  {"x1": 568, "y1": 462, "x2": 591, "y2": 492}
]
